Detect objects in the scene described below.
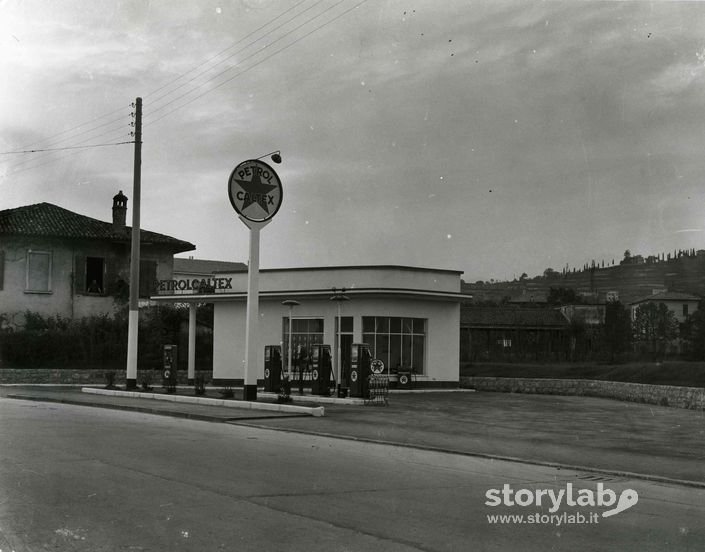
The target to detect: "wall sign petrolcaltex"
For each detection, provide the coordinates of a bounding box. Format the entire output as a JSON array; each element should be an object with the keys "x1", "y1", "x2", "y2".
[{"x1": 228, "y1": 159, "x2": 283, "y2": 223}]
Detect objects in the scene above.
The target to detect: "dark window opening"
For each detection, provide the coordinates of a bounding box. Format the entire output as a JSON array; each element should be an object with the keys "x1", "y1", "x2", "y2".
[{"x1": 86, "y1": 257, "x2": 105, "y2": 294}]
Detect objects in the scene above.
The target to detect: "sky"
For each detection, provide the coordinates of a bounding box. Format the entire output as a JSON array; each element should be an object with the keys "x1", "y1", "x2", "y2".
[{"x1": 3, "y1": 0, "x2": 705, "y2": 283}]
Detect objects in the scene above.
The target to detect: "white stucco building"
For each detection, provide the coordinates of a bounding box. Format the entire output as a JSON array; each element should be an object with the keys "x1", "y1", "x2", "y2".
[{"x1": 155, "y1": 264, "x2": 469, "y2": 389}]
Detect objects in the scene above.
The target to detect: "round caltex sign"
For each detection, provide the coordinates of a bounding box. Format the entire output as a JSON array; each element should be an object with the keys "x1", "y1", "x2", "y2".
[
  {"x1": 264, "y1": 368, "x2": 270, "y2": 378},
  {"x1": 351, "y1": 370, "x2": 358, "y2": 382},
  {"x1": 228, "y1": 159, "x2": 283, "y2": 223},
  {"x1": 312, "y1": 369, "x2": 319, "y2": 381},
  {"x1": 371, "y1": 359, "x2": 385, "y2": 374}
]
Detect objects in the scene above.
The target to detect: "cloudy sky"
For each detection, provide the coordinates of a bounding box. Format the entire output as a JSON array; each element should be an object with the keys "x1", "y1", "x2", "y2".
[{"x1": 2, "y1": 1, "x2": 705, "y2": 282}]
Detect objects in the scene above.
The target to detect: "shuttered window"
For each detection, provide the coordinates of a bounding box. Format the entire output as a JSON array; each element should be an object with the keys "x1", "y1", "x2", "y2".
[{"x1": 26, "y1": 251, "x2": 52, "y2": 292}]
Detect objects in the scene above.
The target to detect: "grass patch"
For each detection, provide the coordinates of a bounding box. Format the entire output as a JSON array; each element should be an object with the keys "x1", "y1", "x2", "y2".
[{"x1": 461, "y1": 361, "x2": 705, "y2": 388}]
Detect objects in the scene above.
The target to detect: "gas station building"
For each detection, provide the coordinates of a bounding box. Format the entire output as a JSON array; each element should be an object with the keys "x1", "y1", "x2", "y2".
[{"x1": 155, "y1": 264, "x2": 469, "y2": 389}]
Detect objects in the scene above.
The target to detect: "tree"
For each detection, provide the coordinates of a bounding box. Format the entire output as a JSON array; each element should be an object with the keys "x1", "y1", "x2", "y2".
[
  {"x1": 682, "y1": 300, "x2": 705, "y2": 360},
  {"x1": 547, "y1": 287, "x2": 580, "y2": 306},
  {"x1": 631, "y1": 302, "x2": 678, "y2": 359},
  {"x1": 603, "y1": 301, "x2": 630, "y2": 362}
]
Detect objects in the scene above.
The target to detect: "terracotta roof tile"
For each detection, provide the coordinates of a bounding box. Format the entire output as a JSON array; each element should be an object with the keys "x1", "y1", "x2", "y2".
[
  {"x1": 0, "y1": 202, "x2": 195, "y2": 253},
  {"x1": 630, "y1": 290, "x2": 701, "y2": 305}
]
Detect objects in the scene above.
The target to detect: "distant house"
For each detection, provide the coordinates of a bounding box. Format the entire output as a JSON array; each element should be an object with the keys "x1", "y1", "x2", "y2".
[
  {"x1": 0, "y1": 192, "x2": 194, "y2": 328},
  {"x1": 629, "y1": 291, "x2": 701, "y2": 324},
  {"x1": 460, "y1": 307, "x2": 569, "y2": 361}
]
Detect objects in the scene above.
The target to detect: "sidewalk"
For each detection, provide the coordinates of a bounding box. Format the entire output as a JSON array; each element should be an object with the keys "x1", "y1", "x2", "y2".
[{"x1": 2, "y1": 385, "x2": 704, "y2": 486}]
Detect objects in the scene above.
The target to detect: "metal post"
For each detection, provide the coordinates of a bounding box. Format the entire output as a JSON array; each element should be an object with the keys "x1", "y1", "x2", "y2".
[
  {"x1": 243, "y1": 221, "x2": 266, "y2": 401},
  {"x1": 330, "y1": 289, "x2": 349, "y2": 397},
  {"x1": 288, "y1": 310, "x2": 293, "y2": 379},
  {"x1": 188, "y1": 302, "x2": 197, "y2": 384},
  {"x1": 281, "y1": 300, "x2": 300, "y2": 380},
  {"x1": 336, "y1": 300, "x2": 342, "y2": 394},
  {"x1": 126, "y1": 96, "x2": 142, "y2": 390}
]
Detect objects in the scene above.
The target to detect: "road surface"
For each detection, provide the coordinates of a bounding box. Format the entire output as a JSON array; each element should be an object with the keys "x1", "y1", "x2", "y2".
[{"x1": 0, "y1": 398, "x2": 703, "y2": 551}]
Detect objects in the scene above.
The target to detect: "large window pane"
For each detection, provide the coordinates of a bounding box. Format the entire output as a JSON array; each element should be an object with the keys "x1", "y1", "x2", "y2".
[
  {"x1": 402, "y1": 334, "x2": 412, "y2": 367},
  {"x1": 390, "y1": 334, "x2": 402, "y2": 372},
  {"x1": 283, "y1": 318, "x2": 324, "y2": 368},
  {"x1": 362, "y1": 333, "x2": 375, "y2": 357},
  {"x1": 376, "y1": 334, "x2": 390, "y2": 369},
  {"x1": 413, "y1": 318, "x2": 426, "y2": 334},
  {"x1": 413, "y1": 335, "x2": 425, "y2": 374},
  {"x1": 362, "y1": 316, "x2": 426, "y2": 374}
]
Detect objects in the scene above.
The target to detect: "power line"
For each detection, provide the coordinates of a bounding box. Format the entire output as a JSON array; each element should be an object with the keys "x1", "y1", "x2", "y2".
[
  {"x1": 3, "y1": 0, "x2": 369, "y2": 177},
  {"x1": 147, "y1": 0, "x2": 365, "y2": 126},
  {"x1": 14, "y1": 2, "x2": 311, "y2": 153},
  {"x1": 17, "y1": 105, "x2": 131, "y2": 151},
  {"x1": 0, "y1": 141, "x2": 134, "y2": 155},
  {"x1": 2, "y1": 127, "x2": 132, "y2": 177},
  {"x1": 3, "y1": 2, "x2": 312, "y2": 160},
  {"x1": 145, "y1": 0, "x2": 310, "y2": 100},
  {"x1": 147, "y1": 0, "x2": 327, "y2": 108}
]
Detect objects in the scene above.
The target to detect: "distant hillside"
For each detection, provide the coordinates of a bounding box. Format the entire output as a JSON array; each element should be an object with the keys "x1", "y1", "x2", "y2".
[{"x1": 463, "y1": 252, "x2": 705, "y2": 305}]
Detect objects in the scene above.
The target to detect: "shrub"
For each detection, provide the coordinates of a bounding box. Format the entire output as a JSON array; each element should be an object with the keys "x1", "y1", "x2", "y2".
[
  {"x1": 105, "y1": 371, "x2": 116, "y2": 389},
  {"x1": 194, "y1": 373, "x2": 206, "y2": 396}
]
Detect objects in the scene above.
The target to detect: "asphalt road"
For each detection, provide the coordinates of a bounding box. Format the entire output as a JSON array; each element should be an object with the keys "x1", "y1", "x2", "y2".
[{"x1": 1, "y1": 398, "x2": 704, "y2": 551}]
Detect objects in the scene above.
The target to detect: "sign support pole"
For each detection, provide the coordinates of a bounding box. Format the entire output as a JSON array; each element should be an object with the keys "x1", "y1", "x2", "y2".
[
  {"x1": 242, "y1": 217, "x2": 270, "y2": 401},
  {"x1": 228, "y1": 157, "x2": 283, "y2": 402}
]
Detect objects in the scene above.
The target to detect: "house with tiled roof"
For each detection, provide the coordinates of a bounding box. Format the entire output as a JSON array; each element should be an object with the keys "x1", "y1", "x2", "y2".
[
  {"x1": 0, "y1": 192, "x2": 194, "y2": 328},
  {"x1": 629, "y1": 290, "x2": 701, "y2": 324}
]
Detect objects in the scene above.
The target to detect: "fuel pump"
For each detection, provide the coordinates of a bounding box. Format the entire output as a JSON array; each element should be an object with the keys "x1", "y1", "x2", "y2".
[
  {"x1": 162, "y1": 344, "x2": 178, "y2": 389},
  {"x1": 310, "y1": 344, "x2": 332, "y2": 396},
  {"x1": 349, "y1": 343, "x2": 372, "y2": 398},
  {"x1": 263, "y1": 345, "x2": 282, "y2": 392}
]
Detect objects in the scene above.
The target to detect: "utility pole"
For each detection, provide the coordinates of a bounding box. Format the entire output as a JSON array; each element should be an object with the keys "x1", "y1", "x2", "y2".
[{"x1": 126, "y1": 97, "x2": 142, "y2": 390}]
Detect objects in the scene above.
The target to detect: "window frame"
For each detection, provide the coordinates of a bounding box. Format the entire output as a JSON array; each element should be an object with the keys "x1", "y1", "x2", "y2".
[
  {"x1": 85, "y1": 256, "x2": 106, "y2": 295},
  {"x1": 25, "y1": 250, "x2": 53, "y2": 294},
  {"x1": 362, "y1": 316, "x2": 427, "y2": 375}
]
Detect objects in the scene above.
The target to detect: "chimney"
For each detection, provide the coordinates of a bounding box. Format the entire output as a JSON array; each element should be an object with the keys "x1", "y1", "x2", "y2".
[{"x1": 112, "y1": 190, "x2": 128, "y2": 230}]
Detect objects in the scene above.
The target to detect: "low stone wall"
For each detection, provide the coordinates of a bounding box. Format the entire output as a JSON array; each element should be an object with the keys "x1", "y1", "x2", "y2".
[
  {"x1": 461, "y1": 376, "x2": 705, "y2": 410},
  {"x1": 0, "y1": 369, "x2": 212, "y2": 386}
]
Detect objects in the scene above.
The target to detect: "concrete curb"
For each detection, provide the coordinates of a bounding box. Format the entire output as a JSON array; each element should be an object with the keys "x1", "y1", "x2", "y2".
[
  {"x1": 256, "y1": 391, "x2": 364, "y2": 406},
  {"x1": 81, "y1": 387, "x2": 325, "y2": 417}
]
